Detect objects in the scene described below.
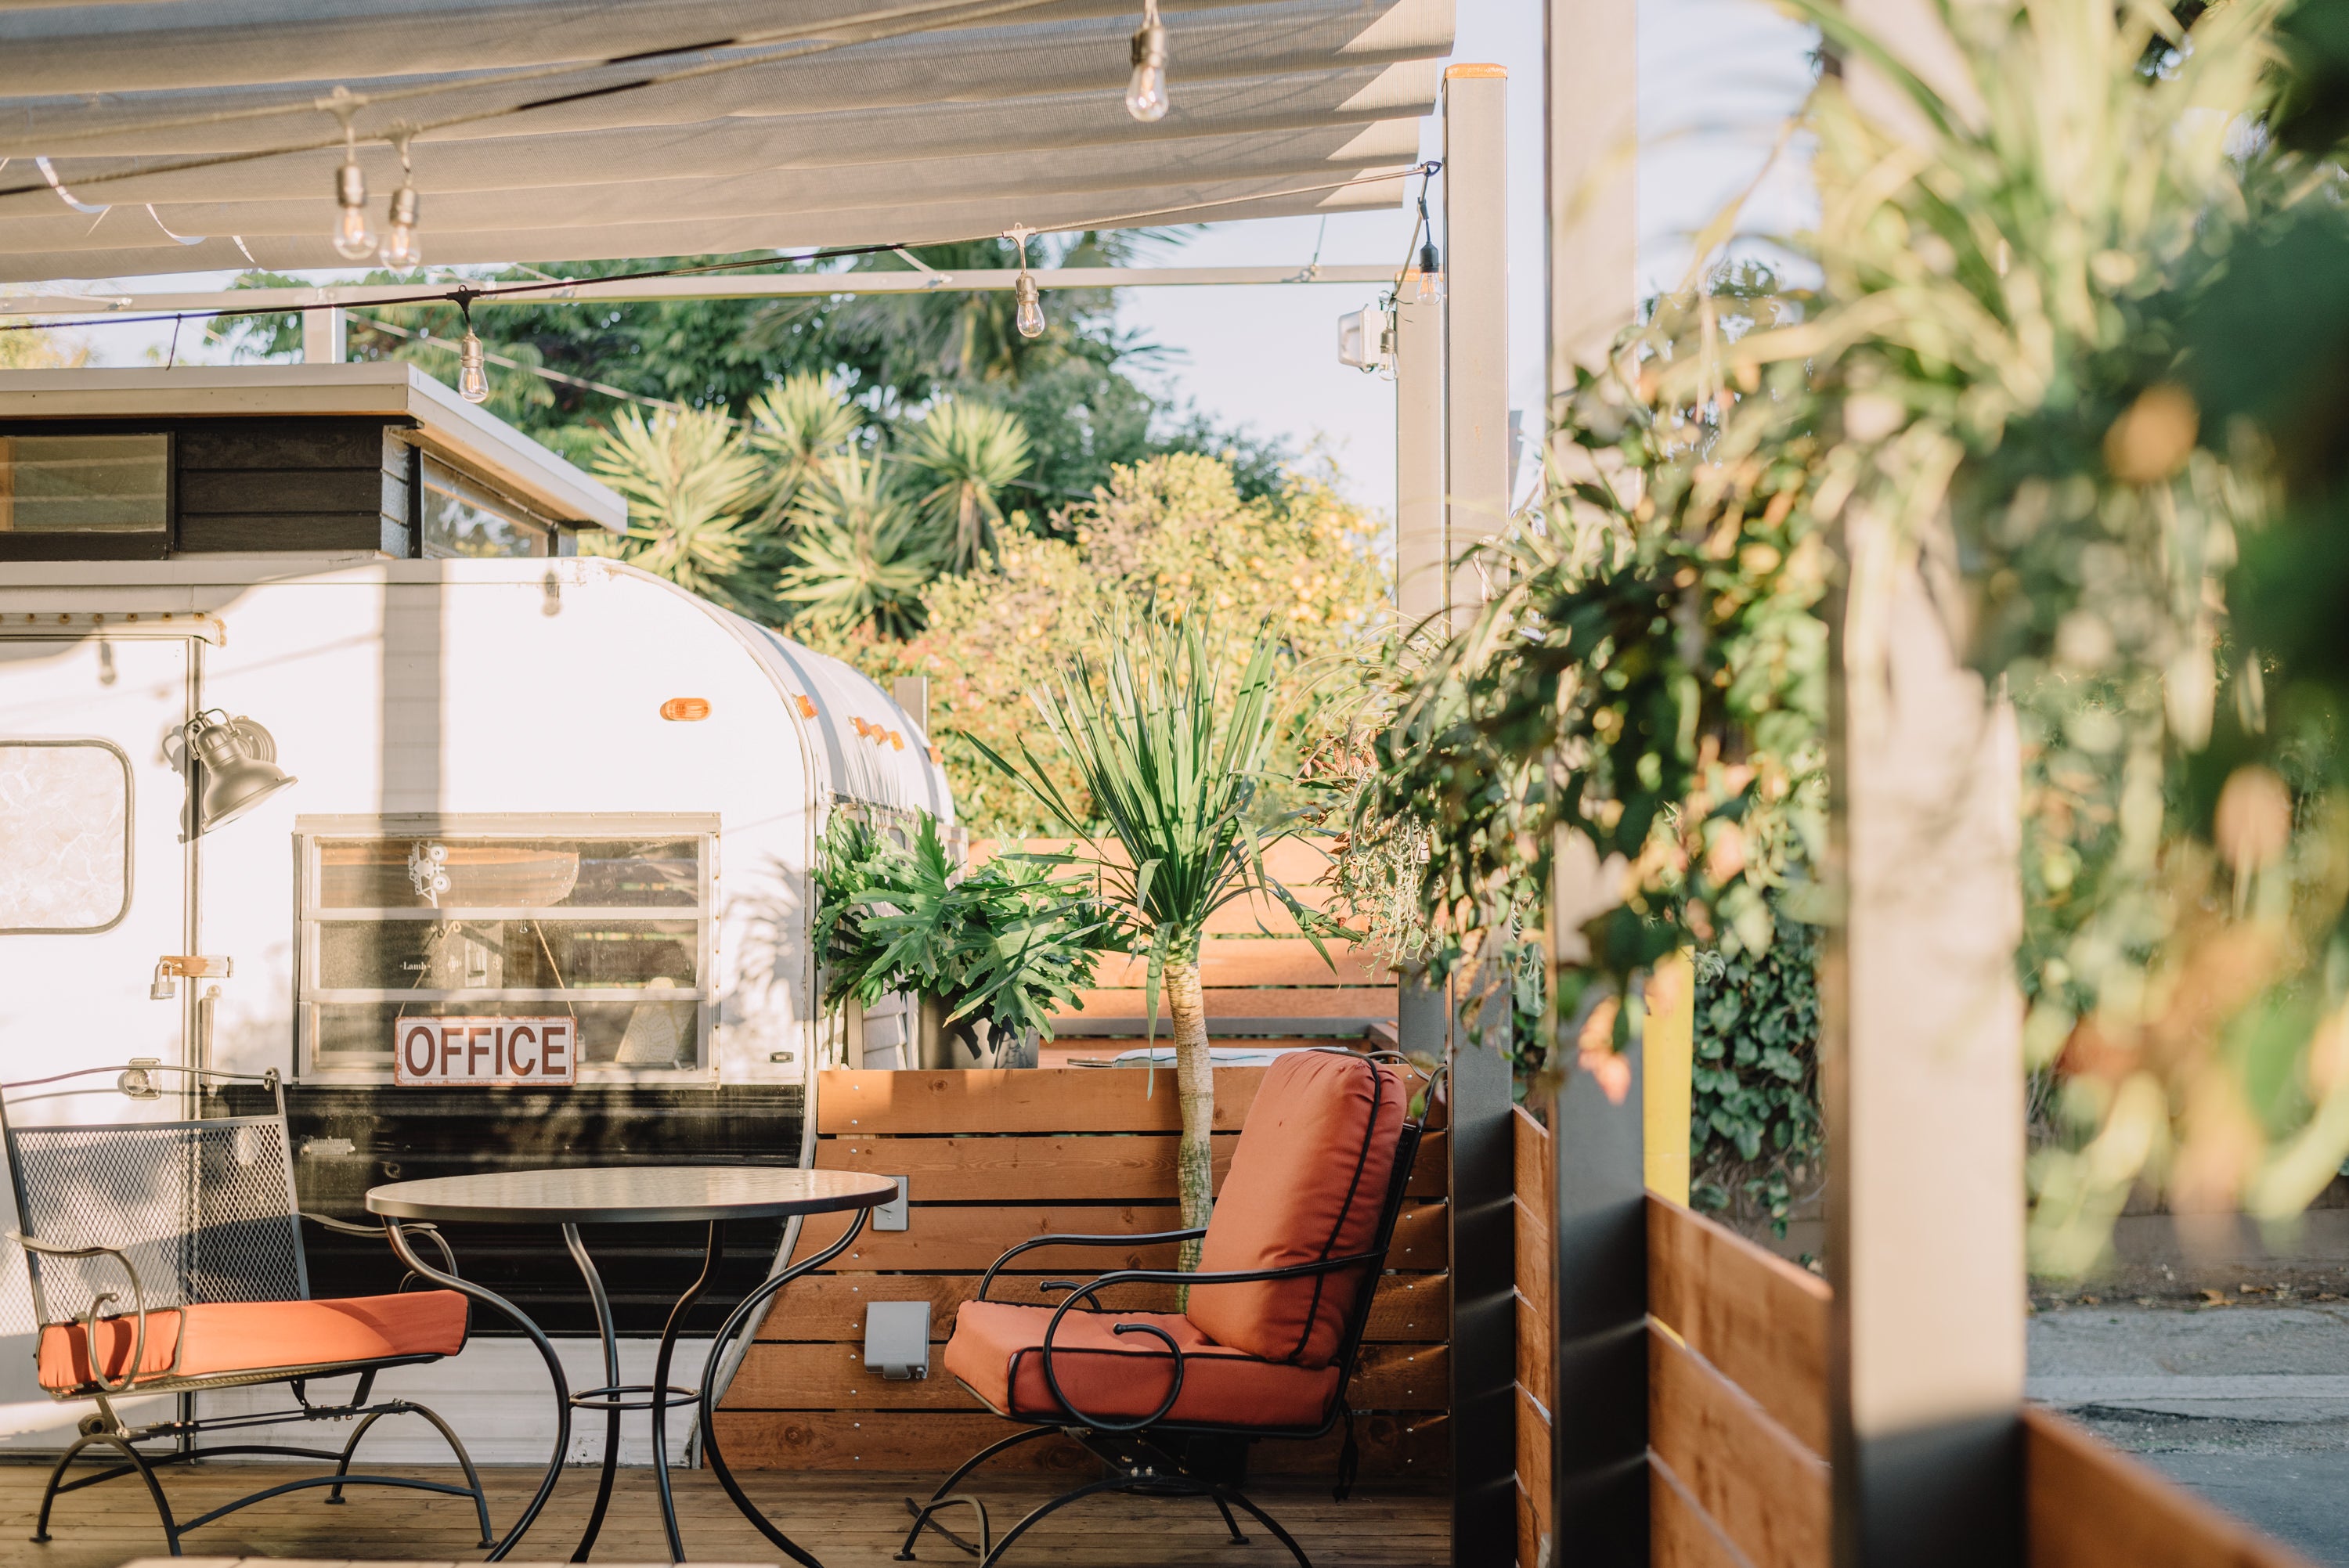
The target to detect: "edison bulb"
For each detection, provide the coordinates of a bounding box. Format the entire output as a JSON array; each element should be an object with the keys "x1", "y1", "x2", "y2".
[
  {"x1": 457, "y1": 331, "x2": 489, "y2": 402},
  {"x1": 381, "y1": 184, "x2": 422, "y2": 269},
  {"x1": 331, "y1": 160, "x2": 376, "y2": 260},
  {"x1": 1125, "y1": 20, "x2": 1170, "y2": 122},
  {"x1": 1414, "y1": 269, "x2": 1447, "y2": 305},
  {"x1": 1013, "y1": 273, "x2": 1046, "y2": 339}
]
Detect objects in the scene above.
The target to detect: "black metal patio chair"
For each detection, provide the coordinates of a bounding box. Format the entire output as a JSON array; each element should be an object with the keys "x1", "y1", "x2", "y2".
[
  {"x1": 1, "y1": 1062, "x2": 495, "y2": 1558},
  {"x1": 900, "y1": 1047, "x2": 1435, "y2": 1568}
]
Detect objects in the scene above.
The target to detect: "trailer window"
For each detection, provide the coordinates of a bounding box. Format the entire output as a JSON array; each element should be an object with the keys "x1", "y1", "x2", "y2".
[
  {"x1": 296, "y1": 827, "x2": 713, "y2": 1077},
  {"x1": 420, "y1": 458, "x2": 549, "y2": 557},
  {"x1": 0, "y1": 435, "x2": 168, "y2": 535},
  {"x1": 0, "y1": 741, "x2": 132, "y2": 933}
]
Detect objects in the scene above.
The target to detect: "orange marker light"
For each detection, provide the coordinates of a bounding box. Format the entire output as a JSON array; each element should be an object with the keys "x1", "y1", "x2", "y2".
[
  {"x1": 795, "y1": 694, "x2": 817, "y2": 719},
  {"x1": 889, "y1": 731, "x2": 904, "y2": 751},
  {"x1": 659, "y1": 697, "x2": 712, "y2": 722}
]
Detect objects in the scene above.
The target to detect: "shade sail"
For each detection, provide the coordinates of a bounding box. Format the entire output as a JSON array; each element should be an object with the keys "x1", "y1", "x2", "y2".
[{"x1": 0, "y1": 0, "x2": 1454, "y2": 285}]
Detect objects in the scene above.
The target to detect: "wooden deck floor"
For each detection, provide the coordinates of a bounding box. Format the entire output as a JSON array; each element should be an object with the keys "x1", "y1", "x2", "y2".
[{"x1": 0, "y1": 1461, "x2": 1446, "y2": 1567}]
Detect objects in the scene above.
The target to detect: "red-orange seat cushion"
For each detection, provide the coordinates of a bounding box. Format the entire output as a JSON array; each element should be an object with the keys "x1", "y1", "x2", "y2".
[
  {"x1": 36, "y1": 1291, "x2": 469, "y2": 1393},
  {"x1": 945, "y1": 1300, "x2": 1339, "y2": 1428},
  {"x1": 1185, "y1": 1051, "x2": 1407, "y2": 1367}
]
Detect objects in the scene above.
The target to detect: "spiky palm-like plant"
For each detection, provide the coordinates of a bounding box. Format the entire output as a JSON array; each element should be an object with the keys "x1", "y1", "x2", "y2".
[
  {"x1": 778, "y1": 448, "x2": 943, "y2": 640},
  {"x1": 584, "y1": 406, "x2": 764, "y2": 611},
  {"x1": 904, "y1": 399, "x2": 1033, "y2": 574},
  {"x1": 969, "y1": 617, "x2": 1329, "y2": 1263},
  {"x1": 744, "y1": 372, "x2": 863, "y2": 526}
]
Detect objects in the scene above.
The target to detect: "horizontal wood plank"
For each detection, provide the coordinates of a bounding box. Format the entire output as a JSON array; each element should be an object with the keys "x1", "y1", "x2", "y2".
[
  {"x1": 1652, "y1": 1452, "x2": 1752, "y2": 1568},
  {"x1": 1068, "y1": 986, "x2": 1398, "y2": 1019},
  {"x1": 1095, "y1": 941, "x2": 1395, "y2": 988},
  {"x1": 817, "y1": 1068, "x2": 1265, "y2": 1135},
  {"x1": 2022, "y1": 1407, "x2": 2315, "y2": 1568},
  {"x1": 1519, "y1": 1480, "x2": 1546, "y2": 1568},
  {"x1": 1515, "y1": 1383, "x2": 1551, "y2": 1541},
  {"x1": 1514, "y1": 1105, "x2": 1552, "y2": 1234},
  {"x1": 725, "y1": 1341, "x2": 1449, "y2": 1412},
  {"x1": 1649, "y1": 1325, "x2": 1828, "y2": 1568},
  {"x1": 1648, "y1": 1194, "x2": 1831, "y2": 1457},
  {"x1": 749, "y1": 1269, "x2": 1451, "y2": 1345},
  {"x1": 821, "y1": 1129, "x2": 1446, "y2": 1202},
  {"x1": 791, "y1": 1200, "x2": 1449, "y2": 1273},
  {"x1": 710, "y1": 1409, "x2": 1451, "y2": 1476},
  {"x1": 1516, "y1": 1292, "x2": 1550, "y2": 1415}
]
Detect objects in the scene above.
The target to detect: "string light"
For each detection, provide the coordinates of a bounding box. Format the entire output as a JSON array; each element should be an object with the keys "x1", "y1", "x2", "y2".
[
  {"x1": 453, "y1": 290, "x2": 489, "y2": 402},
  {"x1": 330, "y1": 114, "x2": 376, "y2": 261},
  {"x1": 1413, "y1": 187, "x2": 1445, "y2": 305},
  {"x1": 1125, "y1": 0, "x2": 1170, "y2": 123},
  {"x1": 1009, "y1": 229, "x2": 1045, "y2": 339},
  {"x1": 381, "y1": 134, "x2": 422, "y2": 269}
]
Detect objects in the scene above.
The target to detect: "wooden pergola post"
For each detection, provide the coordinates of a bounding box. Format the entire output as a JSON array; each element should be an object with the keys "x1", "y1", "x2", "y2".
[
  {"x1": 1539, "y1": 1, "x2": 1647, "y2": 1563},
  {"x1": 1825, "y1": 5, "x2": 2026, "y2": 1566},
  {"x1": 1434, "y1": 59, "x2": 1521, "y2": 1568}
]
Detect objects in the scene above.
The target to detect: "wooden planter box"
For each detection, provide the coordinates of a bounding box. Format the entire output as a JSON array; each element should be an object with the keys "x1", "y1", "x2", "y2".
[{"x1": 715, "y1": 1066, "x2": 1452, "y2": 1479}]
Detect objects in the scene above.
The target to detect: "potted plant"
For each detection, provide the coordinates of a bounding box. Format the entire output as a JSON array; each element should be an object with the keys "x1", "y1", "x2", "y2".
[{"x1": 814, "y1": 812, "x2": 1120, "y2": 1066}]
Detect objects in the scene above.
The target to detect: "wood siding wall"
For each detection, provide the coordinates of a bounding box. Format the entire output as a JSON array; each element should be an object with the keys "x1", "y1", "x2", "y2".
[
  {"x1": 716, "y1": 1067, "x2": 1451, "y2": 1478},
  {"x1": 176, "y1": 419, "x2": 410, "y2": 554}
]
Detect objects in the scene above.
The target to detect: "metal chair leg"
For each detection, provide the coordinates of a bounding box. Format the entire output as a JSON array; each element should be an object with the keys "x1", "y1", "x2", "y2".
[
  {"x1": 897, "y1": 1425, "x2": 1060, "y2": 1559},
  {"x1": 36, "y1": 1432, "x2": 181, "y2": 1555},
  {"x1": 1214, "y1": 1486, "x2": 1314, "y2": 1568},
  {"x1": 400, "y1": 1398, "x2": 496, "y2": 1548},
  {"x1": 1211, "y1": 1491, "x2": 1249, "y2": 1544},
  {"x1": 979, "y1": 1475, "x2": 1131, "y2": 1567},
  {"x1": 897, "y1": 1494, "x2": 991, "y2": 1561},
  {"x1": 324, "y1": 1408, "x2": 391, "y2": 1502}
]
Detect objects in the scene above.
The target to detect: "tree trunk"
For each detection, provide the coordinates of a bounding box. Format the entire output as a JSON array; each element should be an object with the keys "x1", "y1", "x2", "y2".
[{"x1": 1167, "y1": 957, "x2": 1214, "y2": 1277}]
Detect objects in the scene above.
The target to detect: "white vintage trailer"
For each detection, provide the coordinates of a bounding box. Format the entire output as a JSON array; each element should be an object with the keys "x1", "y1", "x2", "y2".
[{"x1": 0, "y1": 366, "x2": 947, "y2": 1456}]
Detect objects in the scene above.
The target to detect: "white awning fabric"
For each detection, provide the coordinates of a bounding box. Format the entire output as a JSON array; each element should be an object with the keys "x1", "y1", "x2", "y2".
[{"x1": 0, "y1": 0, "x2": 1455, "y2": 284}]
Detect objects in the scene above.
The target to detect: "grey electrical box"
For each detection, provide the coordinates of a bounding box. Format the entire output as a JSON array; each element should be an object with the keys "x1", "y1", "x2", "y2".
[
  {"x1": 864, "y1": 1300, "x2": 930, "y2": 1381},
  {"x1": 874, "y1": 1174, "x2": 910, "y2": 1231}
]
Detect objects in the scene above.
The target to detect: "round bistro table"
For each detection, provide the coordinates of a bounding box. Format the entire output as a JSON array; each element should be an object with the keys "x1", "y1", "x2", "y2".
[{"x1": 366, "y1": 1166, "x2": 897, "y2": 1566}]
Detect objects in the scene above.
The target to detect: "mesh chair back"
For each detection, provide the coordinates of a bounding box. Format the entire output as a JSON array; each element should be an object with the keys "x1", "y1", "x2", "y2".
[{"x1": 3, "y1": 1080, "x2": 308, "y2": 1327}]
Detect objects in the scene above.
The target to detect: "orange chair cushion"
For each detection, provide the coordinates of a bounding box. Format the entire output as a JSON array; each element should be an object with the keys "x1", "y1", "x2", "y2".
[
  {"x1": 945, "y1": 1300, "x2": 1340, "y2": 1428},
  {"x1": 36, "y1": 1291, "x2": 468, "y2": 1393},
  {"x1": 1185, "y1": 1051, "x2": 1406, "y2": 1367}
]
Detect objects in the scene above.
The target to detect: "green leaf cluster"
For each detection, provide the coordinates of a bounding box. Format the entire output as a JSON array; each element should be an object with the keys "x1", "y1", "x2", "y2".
[
  {"x1": 1690, "y1": 910, "x2": 1823, "y2": 1235},
  {"x1": 812, "y1": 813, "x2": 1121, "y2": 1042}
]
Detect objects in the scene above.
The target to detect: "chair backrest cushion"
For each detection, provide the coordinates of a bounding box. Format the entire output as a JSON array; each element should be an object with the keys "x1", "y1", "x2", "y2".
[{"x1": 1185, "y1": 1051, "x2": 1407, "y2": 1367}]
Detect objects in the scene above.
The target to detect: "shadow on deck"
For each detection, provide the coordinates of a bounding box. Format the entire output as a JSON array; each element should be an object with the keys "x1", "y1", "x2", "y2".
[{"x1": 0, "y1": 1462, "x2": 1448, "y2": 1567}]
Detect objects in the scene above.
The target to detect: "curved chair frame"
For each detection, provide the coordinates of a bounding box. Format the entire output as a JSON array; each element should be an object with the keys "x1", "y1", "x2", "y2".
[
  {"x1": 1, "y1": 1064, "x2": 544, "y2": 1559},
  {"x1": 900, "y1": 1049, "x2": 1440, "y2": 1568}
]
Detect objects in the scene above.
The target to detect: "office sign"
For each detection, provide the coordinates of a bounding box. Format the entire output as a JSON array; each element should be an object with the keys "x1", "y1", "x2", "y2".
[{"x1": 392, "y1": 1016, "x2": 576, "y2": 1086}]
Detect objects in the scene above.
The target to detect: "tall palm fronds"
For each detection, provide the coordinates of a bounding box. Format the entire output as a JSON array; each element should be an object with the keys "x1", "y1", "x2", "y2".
[
  {"x1": 777, "y1": 449, "x2": 943, "y2": 640},
  {"x1": 904, "y1": 400, "x2": 1033, "y2": 574},
  {"x1": 583, "y1": 407, "x2": 765, "y2": 612},
  {"x1": 744, "y1": 372, "x2": 862, "y2": 525},
  {"x1": 968, "y1": 616, "x2": 1328, "y2": 1263}
]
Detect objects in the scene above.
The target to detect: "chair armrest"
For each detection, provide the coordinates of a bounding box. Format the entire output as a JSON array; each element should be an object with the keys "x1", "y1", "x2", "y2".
[
  {"x1": 299, "y1": 1213, "x2": 462, "y2": 1287},
  {"x1": 10, "y1": 1232, "x2": 164, "y2": 1393},
  {"x1": 298, "y1": 1209, "x2": 382, "y2": 1237},
  {"x1": 1055, "y1": 1249, "x2": 1387, "y2": 1303},
  {"x1": 976, "y1": 1227, "x2": 1208, "y2": 1303}
]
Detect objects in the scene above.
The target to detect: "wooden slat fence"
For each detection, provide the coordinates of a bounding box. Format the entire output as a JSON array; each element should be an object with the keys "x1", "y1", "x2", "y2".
[
  {"x1": 1512, "y1": 1109, "x2": 2319, "y2": 1568},
  {"x1": 966, "y1": 841, "x2": 1396, "y2": 1054},
  {"x1": 716, "y1": 1067, "x2": 1450, "y2": 1479}
]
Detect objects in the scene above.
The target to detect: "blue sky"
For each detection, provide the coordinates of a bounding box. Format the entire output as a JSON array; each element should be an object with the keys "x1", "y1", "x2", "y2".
[{"x1": 57, "y1": 0, "x2": 1819, "y2": 518}]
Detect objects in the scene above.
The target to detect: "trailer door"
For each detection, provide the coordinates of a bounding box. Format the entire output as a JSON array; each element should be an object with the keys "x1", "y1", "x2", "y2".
[{"x1": 0, "y1": 635, "x2": 192, "y2": 1442}]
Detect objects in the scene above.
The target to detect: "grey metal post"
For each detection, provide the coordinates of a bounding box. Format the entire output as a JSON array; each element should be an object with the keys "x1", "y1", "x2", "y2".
[
  {"x1": 1394, "y1": 298, "x2": 1445, "y2": 633},
  {"x1": 1442, "y1": 64, "x2": 1510, "y2": 636},
  {"x1": 1445, "y1": 953, "x2": 1515, "y2": 1568},
  {"x1": 301, "y1": 306, "x2": 345, "y2": 364}
]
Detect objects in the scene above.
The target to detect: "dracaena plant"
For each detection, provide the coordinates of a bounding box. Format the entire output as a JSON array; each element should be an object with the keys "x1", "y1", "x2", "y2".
[
  {"x1": 968, "y1": 615, "x2": 1338, "y2": 1265},
  {"x1": 813, "y1": 813, "x2": 1120, "y2": 1046}
]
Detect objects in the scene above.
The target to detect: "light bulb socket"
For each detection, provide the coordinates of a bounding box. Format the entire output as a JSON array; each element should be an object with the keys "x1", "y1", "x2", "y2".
[
  {"x1": 1419, "y1": 239, "x2": 1441, "y2": 277},
  {"x1": 388, "y1": 184, "x2": 420, "y2": 229},
  {"x1": 1013, "y1": 272, "x2": 1046, "y2": 340},
  {"x1": 1131, "y1": 20, "x2": 1168, "y2": 70},
  {"x1": 337, "y1": 160, "x2": 366, "y2": 208}
]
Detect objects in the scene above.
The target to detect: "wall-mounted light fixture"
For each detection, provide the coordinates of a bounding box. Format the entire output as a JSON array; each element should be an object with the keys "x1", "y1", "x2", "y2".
[{"x1": 184, "y1": 710, "x2": 296, "y2": 834}]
